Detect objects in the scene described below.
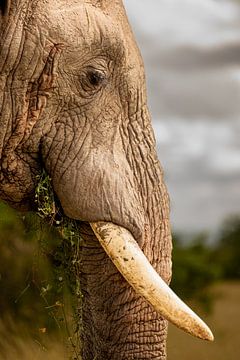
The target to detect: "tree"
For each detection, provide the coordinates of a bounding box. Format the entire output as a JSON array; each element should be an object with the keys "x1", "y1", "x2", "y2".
[{"x1": 214, "y1": 215, "x2": 240, "y2": 279}]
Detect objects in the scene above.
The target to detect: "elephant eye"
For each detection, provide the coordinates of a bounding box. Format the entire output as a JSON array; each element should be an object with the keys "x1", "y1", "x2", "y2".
[
  {"x1": 87, "y1": 70, "x2": 106, "y2": 87},
  {"x1": 81, "y1": 69, "x2": 107, "y2": 95}
]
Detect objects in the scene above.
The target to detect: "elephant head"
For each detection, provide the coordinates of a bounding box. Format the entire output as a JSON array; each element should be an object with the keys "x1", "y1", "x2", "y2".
[{"x1": 0, "y1": 0, "x2": 213, "y2": 359}]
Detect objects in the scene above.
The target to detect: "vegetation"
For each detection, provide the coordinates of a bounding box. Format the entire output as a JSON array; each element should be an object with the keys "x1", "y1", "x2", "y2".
[
  {"x1": 0, "y1": 174, "x2": 240, "y2": 356},
  {"x1": 214, "y1": 216, "x2": 240, "y2": 279},
  {"x1": 0, "y1": 172, "x2": 83, "y2": 358},
  {"x1": 170, "y1": 215, "x2": 240, "y2": 311},
  {"x1": 171, "y1": 233, "x2": 221, "y2": 312}
]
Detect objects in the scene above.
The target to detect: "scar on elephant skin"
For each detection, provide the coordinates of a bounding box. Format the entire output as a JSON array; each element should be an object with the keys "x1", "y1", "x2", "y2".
[{"x1": 0, "y1": 44, "x2": 64, "y2": 207}]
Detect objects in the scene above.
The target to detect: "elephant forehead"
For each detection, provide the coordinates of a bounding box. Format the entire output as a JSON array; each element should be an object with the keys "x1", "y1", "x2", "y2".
[
  {"x1": 47, "y1": 2, "x2": 142, "y2": 66},
  {"x1": 45, "y1": 2, "x2": 144, "y2": 92},
  {"x1": 1, "y1": 0, "x2": 143, "y2": 90},
  {"x1": 47, "y1": 3, "x2": 125, "y2": 51}
]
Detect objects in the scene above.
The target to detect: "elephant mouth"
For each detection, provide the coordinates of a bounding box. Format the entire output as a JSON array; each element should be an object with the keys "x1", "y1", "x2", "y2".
[{"x1": 91, "y1": 221, "x2": 214, "y2": 342}]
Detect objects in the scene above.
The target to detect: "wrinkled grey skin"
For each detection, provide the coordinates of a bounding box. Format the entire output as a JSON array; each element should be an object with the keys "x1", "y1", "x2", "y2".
[{"x1": 0, "y1": 1, "x2": 172, "y2": 359}]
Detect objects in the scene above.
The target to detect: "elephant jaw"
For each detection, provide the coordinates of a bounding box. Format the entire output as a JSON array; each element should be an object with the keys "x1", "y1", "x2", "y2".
[{"x1": 90, "y1": 221, "x2": 214, "y2": 342}]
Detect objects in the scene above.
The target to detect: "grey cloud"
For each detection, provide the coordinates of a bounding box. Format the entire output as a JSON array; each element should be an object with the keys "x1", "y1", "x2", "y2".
[
  {"x1": 152, "y1": 43, "x2": 240, "y2": 70},
  {"x1": 124, "y1": 0, "x2": 240, "y2": 232},
  {"x1": 124, "y1": 0, "x2": 240, "y2": 120},
  {"x1": 153, "y1": 118, "x2": 240, "y2": 231},
  {"x1": 147, "y1": 68, "x2": 240, "y2": 120}
]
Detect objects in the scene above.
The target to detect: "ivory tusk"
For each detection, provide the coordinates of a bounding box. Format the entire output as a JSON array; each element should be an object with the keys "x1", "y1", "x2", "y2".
[{"x1": 90, "y1": 221, "x2": 214, "y2": 342}]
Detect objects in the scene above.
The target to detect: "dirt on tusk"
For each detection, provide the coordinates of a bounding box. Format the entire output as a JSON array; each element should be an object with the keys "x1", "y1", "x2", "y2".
[{"x1": 90, "y1": 221, "x2": 214, "y2": 342}]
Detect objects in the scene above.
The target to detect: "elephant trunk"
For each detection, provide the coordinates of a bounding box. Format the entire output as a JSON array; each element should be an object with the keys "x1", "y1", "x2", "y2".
[{"x1": 78, "y1": 222, "x2": 169, "y2": 360}]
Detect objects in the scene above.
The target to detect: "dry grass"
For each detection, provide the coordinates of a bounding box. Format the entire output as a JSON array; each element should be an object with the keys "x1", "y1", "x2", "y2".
[
  {"x1": 0, "y1": 282, "x2": 239, "y2": 359},
  {"x1": 0, "y1": 316, "x2": 66, "y2": 360},
  {"x1": 0, "y1": 339, "x2": 64, "y2": 360},
  {"x1": 168, "y1": 282, "x2": 240, "y2": 360}
]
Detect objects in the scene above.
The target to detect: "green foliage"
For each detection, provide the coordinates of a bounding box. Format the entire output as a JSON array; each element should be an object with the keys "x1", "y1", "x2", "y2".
[
  {"x1": 171, "y1": 215, "x2": 240, "y2": 312},
  {"x1": 35, "y1": 172, "x2": 56, "y2": 221},
  {"x1": 0, "y1": 202, "x2": 59, "y2": 336},
  {"x1": 34, "y1": 171, "x2": 83, "y2": 358},
  {"x1": 171, "y1": 232, "x2": 221, "y2": 312},
  {"x1": 0, "y1": 172, "x2": 83, "y2": 358},
  {"x1": 214, "y1": 215, "x2": 240, "y2": 279}
]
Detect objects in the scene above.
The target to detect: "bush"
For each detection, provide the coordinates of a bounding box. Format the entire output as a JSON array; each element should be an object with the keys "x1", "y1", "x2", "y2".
[
  {"x1": 213, "y1": 215, "x2": 240, "y2": 279},
  {"x1": 0, "y1": 201, "x2": 78, "y2": 348},
  {"x1": 171, "y1": 232, "x2": 222, "y2": 312}
]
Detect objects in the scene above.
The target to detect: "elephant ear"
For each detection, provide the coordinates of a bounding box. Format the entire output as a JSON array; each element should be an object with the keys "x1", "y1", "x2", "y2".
[{"x1": 0, "y1": 0, "x2": 11, "y2": 16}]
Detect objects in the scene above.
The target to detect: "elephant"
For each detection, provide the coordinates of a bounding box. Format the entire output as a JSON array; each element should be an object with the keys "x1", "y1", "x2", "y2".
[{"x1": 0, "y1": 1, "x2": 213, "y2": 359}]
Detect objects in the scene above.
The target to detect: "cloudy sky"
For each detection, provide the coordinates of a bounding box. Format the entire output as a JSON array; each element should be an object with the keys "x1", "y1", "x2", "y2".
[{"x1": 124, "y1": 0, "x2": 240, "y2": 233}]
